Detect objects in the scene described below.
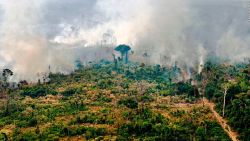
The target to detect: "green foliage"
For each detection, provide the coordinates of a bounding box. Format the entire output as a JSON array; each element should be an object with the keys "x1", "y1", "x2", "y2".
[
  {"x1": 175, "y1": 82, "x2": 194, "y2": 96},
  {"x1": 71, "y1": 112, "x2": 114, "y2": 125},
  {"x1": 14, "y1": 131, "x2": 39, "y2": 141},
  {"x1": 0, "y1": 133, "x2": 8, "y2": 141},
  {"x1": 195, "y1": 127, "x2": 205, "y2": 140},
  {"x1": 61, "y1": 87, "x2": 82, "y2": 96},
  {"x1": 118, "y1": 97, "x2": 138, "y2": 109},
  {"x1": 21, "y1": 85, "x2": 57, "y2": 98},
  {"x1": 41, "y1": 123, "x2": 106, "y2": 140},
  {"x1": 28, "y1": 118, "x2": 38, "y2": 127},
  {"x1": 205, "y1": 121, "x2": 231, "y2": 141},
  {"x1": 139, "y1": 95, "x2": 154, "y2": 103},
  {"x1": 97, "y1": 79, "x2": 114, "y2": 89},
  {"x1": 202, "y1": 62, "x2": 250, "y2": 140},
  {"x1": 118, "y1": 108, "x2": 175, "y2": 140},
  {"x1": 159, "y1": 90, "x2": 172, "y2": 96},
  {"x1": 16, "y1": 117, "x2": 38, "y2": 128},
  {"x1": 170, "y1": 109, "x2": 186, "y2": 117},
  {"x1": 1, "y1": 61, "x2": 248, "y2": 140},
  {"x1": 205, "y1": 83, "x2": 217, "y2": 100},
  {"x1": 95, "y1": 94, "x2": 112, "y2": 103}
]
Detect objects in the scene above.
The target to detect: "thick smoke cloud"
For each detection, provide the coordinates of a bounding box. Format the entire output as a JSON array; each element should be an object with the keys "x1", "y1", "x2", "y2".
[
  {"x1": 0, "y1": 0, "x2": 249, "y2": 81},
  {"x1": 51, "y1": 0, "x2": 250, "y2": 65},
  {"x1": 0, "y1": 0, "x2": 50, "y2": 81}
]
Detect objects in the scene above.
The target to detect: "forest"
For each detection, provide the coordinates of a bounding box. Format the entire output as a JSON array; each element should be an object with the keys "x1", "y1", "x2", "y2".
[{"x1": 0, "y1": 59, "x2": 249, "y2": 141}]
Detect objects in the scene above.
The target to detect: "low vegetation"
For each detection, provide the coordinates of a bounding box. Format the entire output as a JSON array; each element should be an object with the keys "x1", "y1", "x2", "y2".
[{"x1": 0, "y1": 61, "x2": 248, "y2": 140}]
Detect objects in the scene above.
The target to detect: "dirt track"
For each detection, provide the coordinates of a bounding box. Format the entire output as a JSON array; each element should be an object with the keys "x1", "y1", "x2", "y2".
[{"x1": 204, "y1": 99, "x2": 239, "y2": 141}]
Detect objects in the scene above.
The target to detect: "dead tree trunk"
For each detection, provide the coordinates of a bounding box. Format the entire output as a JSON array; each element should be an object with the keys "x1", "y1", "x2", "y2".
[{"x1": 222, "y1": 88, "x2": 228, "y2": 117}]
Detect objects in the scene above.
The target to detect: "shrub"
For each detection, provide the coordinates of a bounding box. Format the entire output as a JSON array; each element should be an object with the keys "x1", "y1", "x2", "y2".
[
  {"x1": 0, "y1": 133, "x2": 8, "y2": 141},
  {"x1": 61, "y1": 87, "x2": 82, "y2": 96},
  {"x1": 170, "y1": 110, "x2": 186, "y2": 117},
  {"x1": 118, "y1": 97, "x2": 138, "y2": 109},
  {"x1": 14, "y1": 131, "x2": 39, "y2": 141},
  {"x1": 118, "y1": 108, "x2": 173, "y2": 140},
  {"x1": 96, "y1": 94, "x2": 112, "y2": 103},
  {"x1": 72, "y1": 113, "x2": 114, "y2": 125},
  {"x1": 28, "y1": 118, "x2": 38, "y2": 127},
  {"x1": 97, "y1": 79, "x2": 112, "y2": 89},
  {"x1": 85, "y1": 128, "x2": 106, "y2": 140},
  {"x1": 195, "y1": 127, "x2": 205, "y2": 140},
  {"x1": 16, "y1": 120, "x2": 29, "y2": 128},
  {"x1": 159, "y1": 90, "x2": 172, "y2": 96},
  {"x1": 41, "y1": 123, "x2": 64, "y2": 139},
  {"x1": 41, "y1": 124, "x2": 106, "y2": 140},
  {"x1": 21, "y1": 86, "x2": 57, "y2": 98},
  {"x1": 139, "y1": 95, "x2": 154, "y2": 103}
]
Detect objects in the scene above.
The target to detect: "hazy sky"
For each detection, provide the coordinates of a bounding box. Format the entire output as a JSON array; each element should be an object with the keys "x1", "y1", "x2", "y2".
[
  {"x1": 0, "y1": 1, "x2": 248, "y2": 39},
  {"x1": 0, "y1": 0, "x2": 249, "y2": 43},
  {"x1": 0, "y1": 0, "x2": 249, "y2": 81}
]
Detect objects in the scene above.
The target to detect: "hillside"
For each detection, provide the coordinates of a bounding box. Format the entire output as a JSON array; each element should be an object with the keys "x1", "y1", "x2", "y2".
[{"x1": 0, "y1": 61, "x2": 249, "y2": 141}]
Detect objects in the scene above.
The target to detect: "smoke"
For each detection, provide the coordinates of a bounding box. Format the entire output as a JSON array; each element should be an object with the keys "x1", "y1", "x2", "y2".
[
  {"x1": 216, "y1": 29, "x2": 250, "y2": 62},
  {"x1": 198, "y1": 44, "x2": 207, "y2": 74},
  {"x1": 51, "y1": 0, "x2": 250, "y2": 66},
  {"x1": 0, "y1": 0, "x2": 50, "y2": 81},
  {"x1": 0, "y1": 0, "x2": 249, "y2": 81}
]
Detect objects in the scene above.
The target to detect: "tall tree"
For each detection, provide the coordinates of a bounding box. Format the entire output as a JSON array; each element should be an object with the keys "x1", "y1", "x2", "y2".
[
  {"x1": 2, "y1": 69, "x2": 13, "y2": 90},
  {"x1": 2, "y1": 69, "x2": 13, "y2": 116}
]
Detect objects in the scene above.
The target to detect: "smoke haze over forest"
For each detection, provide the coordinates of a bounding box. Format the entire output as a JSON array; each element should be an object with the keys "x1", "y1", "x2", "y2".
[{"x1": 0, "y1": 0, "x2": 249, "y2": 81}]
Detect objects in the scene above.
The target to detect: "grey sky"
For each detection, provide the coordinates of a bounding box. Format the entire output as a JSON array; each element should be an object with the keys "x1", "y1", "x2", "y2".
[
  {"x1": 0, "y1": 0, "x2": 249, "y2": 81},
  {"x1": 0, "y1": 0, "x2": 249, "y2": 41}
]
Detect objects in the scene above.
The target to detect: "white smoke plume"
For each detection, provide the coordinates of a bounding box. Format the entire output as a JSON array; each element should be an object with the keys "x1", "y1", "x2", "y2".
[
  {"x1": 0, "y1": 0, "x2": 249, "y2": 81},
  {"x1": 0, "y1": 0, "x2": 50, "y2": 81}
]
